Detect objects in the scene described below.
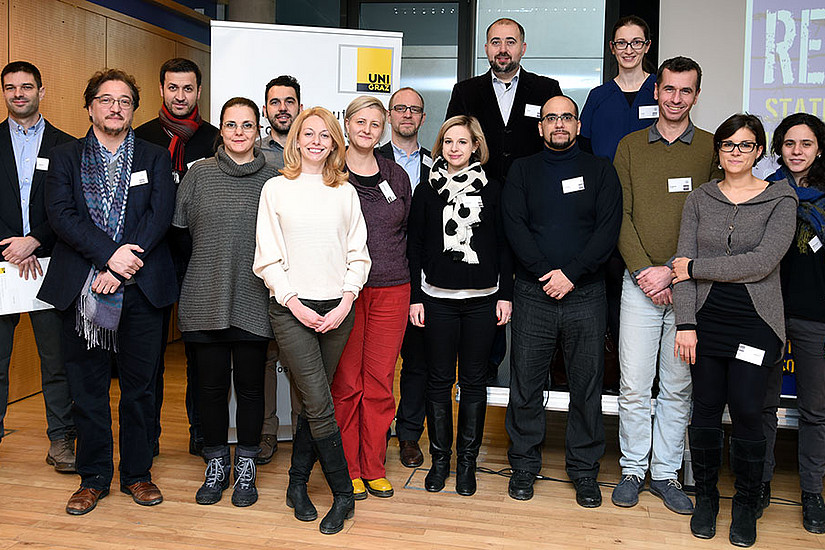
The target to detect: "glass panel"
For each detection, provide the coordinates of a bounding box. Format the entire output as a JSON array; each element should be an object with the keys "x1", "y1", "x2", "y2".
[{"x1": 276, "y1": 0, "x2": 340, "y2": 27}]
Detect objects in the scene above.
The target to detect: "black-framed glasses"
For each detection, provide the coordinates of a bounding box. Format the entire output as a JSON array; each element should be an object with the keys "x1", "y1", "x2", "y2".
[
  {"x1": 541, "y1": 113, "x2": 577, "y2": 123},
  {"x1": 222, "y1": 121, "x2": 258, "y2": 133},
  {"x1": 611, "y1": 39, "x2": 649, "y2": 51},
  {"x1": 718, "y1": 140, "x2": 758, "y2": 153},
  {"x1": 94, "y1": 95, "x2": 133, "y2": 109},
  {"x1": 390, "y1": 104, "x2": 424, "y2": 115}
]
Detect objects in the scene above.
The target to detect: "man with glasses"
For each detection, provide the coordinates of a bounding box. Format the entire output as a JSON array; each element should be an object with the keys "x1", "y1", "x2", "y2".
[
  {"x1": 377, "y1": 87, "x2": 432, "y2": 468},
  {"x1": 502, "y1": 95, "x2": 621, "y2": 506},
  {"x1": 612, "y1": 56, "x2": 720, "y2": 514},
  {"x1": 135, "y1": 58, "x2": 219, "y2": 460},
  {"x1": 0, "y1": 61, "x2": 76, "y2": 471},
  {"x1": 39, "y1": 69, "x2": 176, "y2": 515}
]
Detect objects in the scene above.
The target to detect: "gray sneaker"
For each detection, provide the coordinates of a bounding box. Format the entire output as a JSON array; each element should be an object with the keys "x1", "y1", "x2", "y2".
[
  {"x1": 650, "y1": 478, "x2": 694, "y2": 514},
  {"x1": 611, "y1": 474, "x2": 644, "y2": 507},
  {"x1": 46, "y1": 434, "x2": 76, "y2": 473}
]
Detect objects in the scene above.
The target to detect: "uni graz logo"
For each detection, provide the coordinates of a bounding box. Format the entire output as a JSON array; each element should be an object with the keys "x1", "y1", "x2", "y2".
[{"x1": 356, "y1": 47, "x2": 392, "y2": 93}]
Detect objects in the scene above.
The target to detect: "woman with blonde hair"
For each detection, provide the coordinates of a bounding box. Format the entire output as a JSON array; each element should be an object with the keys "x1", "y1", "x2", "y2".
[
  {"x1": 407, "y1": 115, "x2": 513, "y2": 496},
  {"x1": 254, "y1": 106, "x2": 371, "y2": 534}
]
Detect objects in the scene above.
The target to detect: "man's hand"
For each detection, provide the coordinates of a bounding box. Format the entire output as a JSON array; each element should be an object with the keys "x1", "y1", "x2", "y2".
[
  {"x1": 540, "y1": 269, "x2": 573, "y2": 300},
  {"x1": 409, "y1": 304, "x2": 425, "y2": 327},
  {"x1": 496, "y1": 300, "x2": 512, "y2": 325},
  {"x1": 0, "y1": 236, "x2": 40, "y2": 264},
  {"x1": 650, "y1": 287, "x2": 672, "y2": 306},
  {"x1": 17, "y1": 256, "x2": 43, "y2": 280},
  {"x1": 107, "y1": 244, "x2": 144, "y2": 278},
  {"x1": 636, "y1": 265, "x2": 672, "y2": 297},
  {"x1": 91, "y1": 270, "x2": 121, "y2": 294}
]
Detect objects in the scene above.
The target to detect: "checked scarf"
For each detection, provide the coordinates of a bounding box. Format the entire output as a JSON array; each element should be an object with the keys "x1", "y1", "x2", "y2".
[
  {"x1": 76, "y1": 127, "x2": 134, "y2": 350},
  {"x1": 159, "y1": 103, "x2": 201, "y2": 174}
]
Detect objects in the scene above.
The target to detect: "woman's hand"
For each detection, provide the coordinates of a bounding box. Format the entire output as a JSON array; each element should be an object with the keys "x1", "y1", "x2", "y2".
[
  {"x1": 286, "y1": 295, "x2": 325, "y2": 330},
  {"x1": 409, "y1": 303, "x2": 425, "y2": 327},
  {"x1": 672, "y1": 257, "x2": 692, "y2": 284},
  {"x1": 317, "y1": 292, "x2": 355, "y2": 333},
  {"x1": 674, "y1": 329, "x2": 698, "y2": 365},
  {"x1": 496, "y1": 300, "x2": 513, "y2": 326}
]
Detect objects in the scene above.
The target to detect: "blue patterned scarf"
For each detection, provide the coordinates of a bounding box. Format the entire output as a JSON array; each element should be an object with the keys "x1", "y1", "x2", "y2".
[
  {"x1": 76, "y1": 127, "x2": 134, "y2": 350},
  {"x1": 770, "y1": 167, "x2": 825, "y2": 253}
]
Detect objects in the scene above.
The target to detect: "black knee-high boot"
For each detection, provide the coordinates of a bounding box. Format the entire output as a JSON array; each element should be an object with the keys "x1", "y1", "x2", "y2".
[
  {"x1": 286, "y1": 416, "x2": 318, "y2": 521},
  {"x1": 425, "y1": 401, "x2": 453, "y2": 492},
  {"x1": 729, "y1": 437, "x2": 767, "y2": 548},
  {"x1": 314, "y1": 428, "x2": 355, "y2": 535},
  {"x1": 455, "y1": 401, "x2": 487, "y2": 496},
  {"x1": 688, "y1": 426, "x2": 723, "y2": 539}
]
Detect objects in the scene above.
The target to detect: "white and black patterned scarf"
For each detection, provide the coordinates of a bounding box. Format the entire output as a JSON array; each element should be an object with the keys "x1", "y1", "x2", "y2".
[{"x1": 428, "y1": 157, "x2": 487, "y2": 264}]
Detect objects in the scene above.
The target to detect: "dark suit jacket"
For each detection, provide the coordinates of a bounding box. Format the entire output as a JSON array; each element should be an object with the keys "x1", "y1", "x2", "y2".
[
  {"x1": 38, "y1": 135, "x2": 177, "y2": 311},
  {"x1": 376, "y1": 141, "x2": 432, "y2": 187},
  {"x1": 134, "y1": 117, "x2": 219, "y2": 178},
  {"x1": 0, "y1": 118, "x2": 75, "y2": 257},
  {"x1": 445, "y1": 68, "x2": 562, "y2": 183}
]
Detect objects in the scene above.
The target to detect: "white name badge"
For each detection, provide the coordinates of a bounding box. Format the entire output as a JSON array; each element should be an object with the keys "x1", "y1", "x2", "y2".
[
  {"x1": 422, "y1": 155, "x2": 433, "y2": 168},
  {"x1": 35, "y1": 157, "x2": 49, "y2": 171},
  {"x1": 810, "y1": 235, "x2": 823, "y2": 253},
  {"x1": 378, "y1": 180, "x2": 396, "y2": 203},
  {"x1": 186, "y1": 157, "x2": 206, "y2": 169},
  {"x1": 130, "y1": 170, "x2": 149, "y2": 187},
  {"x1": 668, "y1": 177, "x2": 692, "y2": 193},
  {"x1": 524, "y1": 104, "x2": 541, "y2": 118},
  {"x1": 736, "y1": 343, "x2": 766, "y2": 366},
  {"x1": 462, "y1": 195, "x2": 483, "y2": 208},
  {"x1": 639, "y1": 105, "x2": 659, "y2": 119},
  {"x1": 561, "y1": 176, "x2": 585, "y2": 194}
]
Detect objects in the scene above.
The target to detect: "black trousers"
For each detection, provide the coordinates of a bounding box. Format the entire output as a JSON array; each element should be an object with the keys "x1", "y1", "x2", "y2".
[
  {"x1": 63, "y1": 285, "x2": 162, "y2": 490},
  {"x1": 395, "y1": 322, "x2": 426, "y2": 441}
]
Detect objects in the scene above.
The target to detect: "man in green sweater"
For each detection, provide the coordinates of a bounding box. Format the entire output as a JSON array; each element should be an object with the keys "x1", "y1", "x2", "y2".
[{"x1": 612, "y1": 56, "x2": 721, "y2": 514}]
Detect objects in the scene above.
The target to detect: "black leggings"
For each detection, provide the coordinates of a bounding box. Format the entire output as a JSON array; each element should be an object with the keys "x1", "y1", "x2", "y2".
[
  {"x1": 691, "y1": 355, "x2": 770, "y2": 441},
  {"x1": 193, "y1": 340, "x2": 268, "y2": 447}
]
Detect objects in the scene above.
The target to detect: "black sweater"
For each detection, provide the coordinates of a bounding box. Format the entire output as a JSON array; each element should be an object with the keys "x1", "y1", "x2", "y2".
[
  {"x1": 407, "y1": 174, "x2": 514, "y2": 304},
  {"x1": 502, "y1": 143, "x2": 622, "y2": 286}
]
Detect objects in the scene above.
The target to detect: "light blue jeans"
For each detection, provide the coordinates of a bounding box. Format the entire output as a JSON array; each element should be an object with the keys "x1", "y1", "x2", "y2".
[{"x1": 617, "y1": 271, "x2": 691, "y2": 480}]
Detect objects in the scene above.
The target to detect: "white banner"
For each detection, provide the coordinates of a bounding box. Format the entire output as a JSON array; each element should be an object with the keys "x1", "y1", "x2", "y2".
[{"x1": 0, "y1": 259, "x2": 53, "y2": 315}]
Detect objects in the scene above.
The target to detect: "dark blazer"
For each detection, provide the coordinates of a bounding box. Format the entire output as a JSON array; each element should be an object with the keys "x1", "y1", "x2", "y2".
[
  {"x1": 445, "y1": 68, "x2": 562, "y2": 183},
  {"x1": 0, "y1": 118, "x2": 75, "y2": 256},
  {"x1": 376, "y1": 141, "x2": 432, "y2": 187},
  {"x1": 134, "y1": 117, "x2": 219, "y2": 179},
  {"x1": 38, "y1": 135, "x2": 177, "y2": 311}
]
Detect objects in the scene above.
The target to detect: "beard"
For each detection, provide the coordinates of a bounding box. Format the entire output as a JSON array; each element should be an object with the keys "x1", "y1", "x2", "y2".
[
  {"x1": 268, "y1": 116, "x2": 293, "y2": 136},
  {"x1": 394, "y1": 124, "x2": 419, "y2": 138},
  {"x1": 490, "y1": 57, "x2": 518, "y2": 75},
  {"x1": 545, "y1": 132, "x2": 576, "y2": 151},
  {"x1": 165, "y1": 100, "x2": 194, "y2": 118}
]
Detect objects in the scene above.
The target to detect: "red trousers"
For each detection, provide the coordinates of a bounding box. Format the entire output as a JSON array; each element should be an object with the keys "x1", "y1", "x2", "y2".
[{"x1": 332, "y1": 283, "x2": 410, "y2": 480}]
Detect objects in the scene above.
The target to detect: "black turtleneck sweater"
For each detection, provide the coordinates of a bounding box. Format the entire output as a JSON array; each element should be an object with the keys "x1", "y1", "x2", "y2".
[{"x1": 501, "y1": 142, "x2": 623, "y2": 286}]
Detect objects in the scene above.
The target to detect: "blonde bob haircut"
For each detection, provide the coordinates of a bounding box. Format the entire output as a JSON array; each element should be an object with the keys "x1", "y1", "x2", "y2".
[
  {"x1": 432, "y1": 115, "x2": 490, "y2": 165},
  {"x1": 282, "y1": 107, "x2": 349, "y2": 187},
  {"x1": 344, "y1": 95, "x2": 387, "y2": 124}
]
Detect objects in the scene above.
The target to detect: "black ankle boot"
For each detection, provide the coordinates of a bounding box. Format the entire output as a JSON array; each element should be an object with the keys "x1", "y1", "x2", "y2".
[
  {"x1": 314, "y1": 429, "x2": 355, "y2": 535},
  {"x1": 688, "y1": 426, "x2": 723, "y2": 539},
  {"x1": 232, "y1": 445, "x2": 259, "y2": 507},
  {"x1": 729, "y1": 437, "x2": 766, "y2": 548},
  {"x1": 455, "y1": 401, "x2": 486, "y2": 496},
  {"x1": 424, "y1": 401, "x2": 453, "y2": 492},
  {"x1": 286, "y1": 416, "x2": 318, "y2": 521},
  {"x1": 196, "y1": 445, "x2": 231, "y2": 505}
]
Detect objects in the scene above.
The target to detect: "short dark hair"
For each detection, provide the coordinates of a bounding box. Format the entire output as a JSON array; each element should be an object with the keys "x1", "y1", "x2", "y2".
[
  {"x1": 657, "y1": 56, "x2": 702, "y2": 91},
  {"x1": 486, "y1": 18, "x2": 525, "y2": 42},
  {"x1": 771, "y1": 112, "x2": 825, "y2": 189},
  {"x1": 160, "y1": 58, "x2": 202, "y2": 87},
  {"x1": 388, "y1": 87, "x2": 425, "y2": 111},
  {"x1": 264, "y1": 75, "x2": 301, "y2": 105},
  {"x1": 2, "y1": 61, "x2": 42, "y2": 88},
  {"x1": 84, "y1": 68, "x2": 140, "y2": 110},
  {"x1": 539, "y1": 94, "x2": 579, "y2": 119},
  {"x1": 714, "y1": 113, "x2": 767, "y2": 164}
]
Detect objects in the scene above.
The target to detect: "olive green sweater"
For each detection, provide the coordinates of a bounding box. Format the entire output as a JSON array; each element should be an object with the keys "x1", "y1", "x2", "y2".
[{"x1": 614, "y1": 125, "x2": 720, "y2": 273}]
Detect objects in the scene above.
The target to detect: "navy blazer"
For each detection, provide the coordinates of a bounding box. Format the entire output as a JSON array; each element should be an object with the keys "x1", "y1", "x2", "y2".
[
  {"x1": 376, "y1": 141, "x2": 432, "y2": 187},
  {"x1": 446, "y1": 69, "x2": 562, "y2": 184},
  {"x1": 0, "y1": 118, "x2": 75, "y2": 256},
  {"x1": 38, "y1": 134, "x2": 177, "y2": 311}
]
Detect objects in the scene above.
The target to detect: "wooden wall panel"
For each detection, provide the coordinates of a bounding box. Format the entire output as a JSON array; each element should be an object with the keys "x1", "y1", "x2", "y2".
[
  {"x1": 176, "y1": 42, "x2": 211, "y2": 123},
  {"x1": 106, "y1": 19, "x2": 176, "y2": 128},
  {"x1": 0, "y1": 0, "x2": 8, "y2": 68},
  {"x1": 9, "y1": 0, "x2": 106, "y2": 138},
  {"x1": 8, "y1": 315, "x2": 41, "y2": 403}
]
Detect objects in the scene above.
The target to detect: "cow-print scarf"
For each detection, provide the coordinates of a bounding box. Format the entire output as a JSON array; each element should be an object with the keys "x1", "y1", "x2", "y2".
[{"x1": 428, "y1": 157, "x2": 487, "y2": 264}]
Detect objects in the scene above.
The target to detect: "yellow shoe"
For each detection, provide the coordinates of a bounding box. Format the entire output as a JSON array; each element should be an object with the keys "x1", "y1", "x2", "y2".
[
  {"x1": 352, "y1": 477, "x2": 367, "y2": 500},
  {"x1": 365, "y1": 477, "x2": 394, "y2": 498}
]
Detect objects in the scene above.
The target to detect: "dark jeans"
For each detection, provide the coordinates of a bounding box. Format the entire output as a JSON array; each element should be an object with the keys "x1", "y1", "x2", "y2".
[
  {"x1": 692, "y1": 355, "x2": 769, "y2": 441},
  {"x1": 762, "y1": 317, "x2": 825, "y2": 492},
  {"x1": 506, "y1": 278, "x2": 606, "y2": 479},
  {"x1": 63, "y1": 285, "x2": 162, "y2": 490},
  {"x1": 0, "y1": 308, "x2": 73, "y2": 441},
  {"x1": 395, "y1": 321, "x2": 426, "y2": 441},
  {"x1": 423, "y1": 294, "x2": 497, "y2": 405},
  {"x1": 192, "y1": 340, "x2": 267, "y2": 447},
  {"x1": 268, "y1": 297, "x2": 354, "y2": 439}
]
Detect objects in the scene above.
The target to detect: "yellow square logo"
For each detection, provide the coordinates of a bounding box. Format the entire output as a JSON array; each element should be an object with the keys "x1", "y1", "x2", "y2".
[{"x1": 357, "y1": 47, "x2": 392, "y2": 93}]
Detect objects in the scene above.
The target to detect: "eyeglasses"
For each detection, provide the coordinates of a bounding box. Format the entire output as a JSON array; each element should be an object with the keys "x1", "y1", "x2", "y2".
[
  {"x1": 718, "y1": 140, "x2": 758, "y2": 153},
  {"x1": 94, "y1": 95, "x2": 133, "y2": 109},
  {"x1": 222, "y1": 121, "x2": 258, "y2": 133},
  {"x1": 611, "y1": 39, "x2": 650, "y2": 51},
  {"x1": 541, "y1": 113, "x2": 577, "y2": 123},
  {"x1": 390, "y1": 104, "x2": 424, "y2": 115}
]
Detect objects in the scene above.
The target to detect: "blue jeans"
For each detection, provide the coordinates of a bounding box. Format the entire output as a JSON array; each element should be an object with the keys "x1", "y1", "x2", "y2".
[
  {"x1": 506, "y1": 278, "x2": 606, "y2": 479},
  {"x1": 617, "y1": 271, "x2": 691, "y2": 480}
]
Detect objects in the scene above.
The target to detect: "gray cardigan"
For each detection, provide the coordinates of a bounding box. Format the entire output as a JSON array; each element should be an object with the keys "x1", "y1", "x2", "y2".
[{"x1": 673, "y1": 178, "x2": 798, "y2": 342}]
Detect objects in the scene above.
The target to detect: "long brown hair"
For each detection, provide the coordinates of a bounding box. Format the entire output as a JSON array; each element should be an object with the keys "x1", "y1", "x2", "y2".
[{"x1": 281, "y1": 107, "x2": 348, "y2": 187}]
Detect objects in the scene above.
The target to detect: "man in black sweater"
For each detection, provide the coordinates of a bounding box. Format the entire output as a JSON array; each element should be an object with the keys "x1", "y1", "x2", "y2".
[{"x1": 501, "y1": 95, "x2": 622, "y2": 507}]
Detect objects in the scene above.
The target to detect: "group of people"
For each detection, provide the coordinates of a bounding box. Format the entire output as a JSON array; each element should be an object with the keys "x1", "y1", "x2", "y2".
[{"x1": 0, "y1": 13, "x2": 822, "y2": 547}]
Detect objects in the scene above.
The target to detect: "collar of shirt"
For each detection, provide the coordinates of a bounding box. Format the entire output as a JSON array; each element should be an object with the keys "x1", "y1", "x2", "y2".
[
  {"x1": 10, "y1": 114, "x2": 44, "y2": 137},
  {"x1": 491, "y1": 67, "x2": 521, "y2": 90},
  {"x1": 98, "y1": 135, "x2": 128, "y2": 164},
  {"x1": 648, "y1": 119, "x2": 695, "y2": 145},
  {"x1": 258, "y1": 134, "x2": 284, "y2": 152},
  {"x1": 390, "y1": 140, "x2": 420, "y2": 161},
  {"x1": 491, "y1": 68, "x2": 521, "y2": 125}
]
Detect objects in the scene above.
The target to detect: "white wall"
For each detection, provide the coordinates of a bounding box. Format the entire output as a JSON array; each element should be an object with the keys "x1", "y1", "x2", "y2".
[{"x1": 659, "y1": 0, "x2": 747, "y2": 133}]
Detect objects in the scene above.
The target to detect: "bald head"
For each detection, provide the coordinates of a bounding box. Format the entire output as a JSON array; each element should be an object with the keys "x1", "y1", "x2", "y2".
[{"x1": 538, "y1": 95, "x2": 580, "y2": 151}]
